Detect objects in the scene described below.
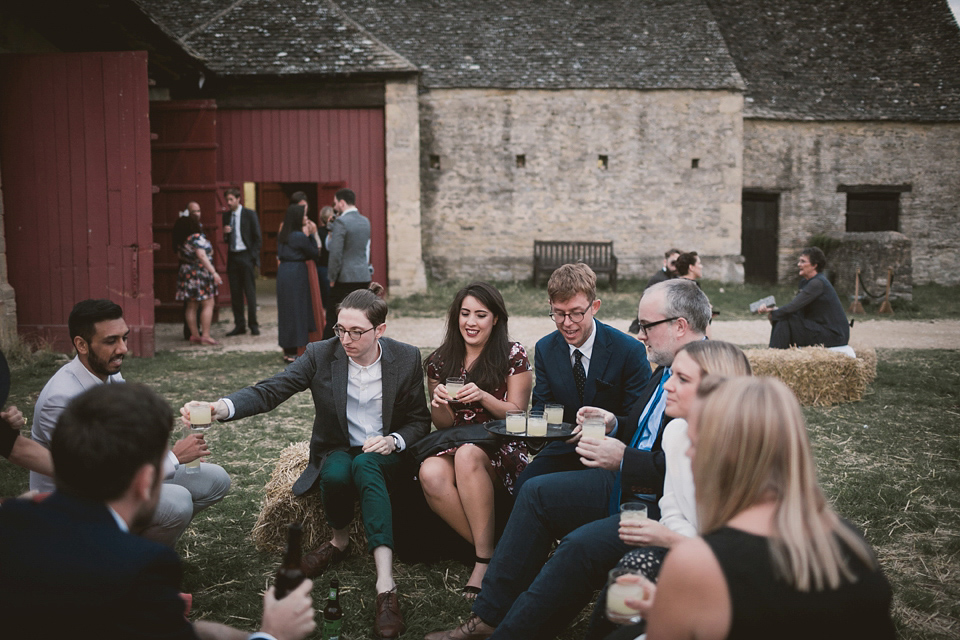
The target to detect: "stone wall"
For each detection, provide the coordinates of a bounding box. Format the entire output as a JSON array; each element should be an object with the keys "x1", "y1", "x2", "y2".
[
  {"x1": 384, "y1": 78, "x2": 427, "y2": 296},
  {"x1": 820, "y1": 231, "x2": 913, "y2": 301},
  {"x1": 743, "y1": 120, "x2": 960, "y2": 285},
  {"x1": 419, "y1": 88, "x2": 745, "y2": 285}
]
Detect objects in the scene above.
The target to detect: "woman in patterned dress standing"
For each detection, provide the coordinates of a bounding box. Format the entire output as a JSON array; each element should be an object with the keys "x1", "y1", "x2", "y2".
[
  {"x1": 174, "y1": 213, "x2": 222, "y2": 345},
  {"x1": 420, "y1": 282, "x2": 533, "y2": 599}
]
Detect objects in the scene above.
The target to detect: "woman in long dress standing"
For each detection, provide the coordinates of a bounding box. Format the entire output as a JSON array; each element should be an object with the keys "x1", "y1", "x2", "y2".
[
  {"x1": 419, "y1": 282, "x2": 533, "y2": 599},
  {"x1": 276, "y1": 204, "x2": 320, "y2": 363}
]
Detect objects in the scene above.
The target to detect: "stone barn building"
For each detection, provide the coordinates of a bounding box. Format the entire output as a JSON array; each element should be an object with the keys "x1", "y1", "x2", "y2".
[{"x1": 1, "y1": 0, "x2": 958, "y2": 349}]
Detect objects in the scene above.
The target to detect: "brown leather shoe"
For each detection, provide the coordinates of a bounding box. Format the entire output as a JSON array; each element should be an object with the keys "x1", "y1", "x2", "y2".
[
  {"x1": 424, "y1": 614, "x2": 495, "y2": 640},
  {"x1": 300, "y1": 541, "x2": 345, "y2": 578},
  {"x1": 374, "y1": 589, "x2": 406, "y2": 639}
]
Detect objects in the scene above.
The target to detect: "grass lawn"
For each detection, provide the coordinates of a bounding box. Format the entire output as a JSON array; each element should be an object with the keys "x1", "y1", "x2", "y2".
[
  {"x1": 2, "y1": 345, "x2": 958, "y2": 639},
  {"x1": 390, "y1": 278, "x2": 960, "y2": 321}
]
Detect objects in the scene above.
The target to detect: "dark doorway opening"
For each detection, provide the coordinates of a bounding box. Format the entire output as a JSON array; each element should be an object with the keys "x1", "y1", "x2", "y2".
[{"x1": 742, "y1": 192, "x2": 780, "y2": 284}]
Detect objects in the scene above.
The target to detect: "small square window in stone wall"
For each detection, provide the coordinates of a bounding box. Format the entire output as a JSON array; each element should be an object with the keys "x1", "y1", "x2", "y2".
[
  {"x1": 846, "y1": 192, "x2": 900, "y2": 232},
  {"x1": 598, "y1": 155, "x2": 608, "y2": 170},
  {"x1": 429, "y1": 155, "x2": 441, "y2": 170},
  {"x1": 692, "y1": 158, "x2": 700, "y2": 169},
  {"x1": 516, "y1": 154, "x2": 526, "y2": 168}
]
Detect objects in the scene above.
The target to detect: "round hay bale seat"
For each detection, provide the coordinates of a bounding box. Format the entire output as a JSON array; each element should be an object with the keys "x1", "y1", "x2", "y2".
[
  {"x1": 251, "y1": 441, "x2": 367, "y2": 554},
  {"x1": 743, "y1": 343, "x2": 877, "y2": 406}
]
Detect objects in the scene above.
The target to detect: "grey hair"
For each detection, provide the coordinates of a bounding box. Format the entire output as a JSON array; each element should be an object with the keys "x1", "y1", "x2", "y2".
[{"x1": 656, "y1": 279, "x2": 711, "y2": 334}]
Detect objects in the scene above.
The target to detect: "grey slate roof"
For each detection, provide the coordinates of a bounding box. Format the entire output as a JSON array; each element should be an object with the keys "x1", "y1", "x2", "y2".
[
  {"x1": 134, "y1": 0, "x2": 417, "y2": 76},
  {"x1": 704, "y1": 0, "x2": 960, "y2": 121},
  {"x1": 335, "y1": 0, "x2": 745, "y2": 90}
]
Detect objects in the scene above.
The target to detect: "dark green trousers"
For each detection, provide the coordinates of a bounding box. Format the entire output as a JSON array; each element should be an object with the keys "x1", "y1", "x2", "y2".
[{"x1": 319, "y1": 447, "x2": 402, "y2": 552}]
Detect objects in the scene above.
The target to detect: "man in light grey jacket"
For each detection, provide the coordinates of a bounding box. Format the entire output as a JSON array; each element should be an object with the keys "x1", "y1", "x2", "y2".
[{"x1": 324, "y1": 187, "x2": 373, "y2": 338}]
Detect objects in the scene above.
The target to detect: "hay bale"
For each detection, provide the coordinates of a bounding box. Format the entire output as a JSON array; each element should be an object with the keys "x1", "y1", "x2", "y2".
[
  {"x1": 251, "y1": 441, "x2": 366, "y2": 554},
  {"x1": 744, "y1": 346, "x2": 875, "y2": 406},
  {"x1": 851, "y1": 342, "x2": 878, "y2": 384}
]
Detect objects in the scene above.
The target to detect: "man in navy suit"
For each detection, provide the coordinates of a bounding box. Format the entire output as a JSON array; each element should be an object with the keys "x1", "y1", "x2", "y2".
[
  {"x1": 0, "y1": 383, "x2": 315, "y2": 640},
  {"x1": 427, "y1": 280, "x2": 711, "y2": 640},
  {"x1": 223, "y1": 187, "x2": 263, "y2": 336},
  {"x1": 516, "y1": 262, "x2": 650, "y2": 492}
]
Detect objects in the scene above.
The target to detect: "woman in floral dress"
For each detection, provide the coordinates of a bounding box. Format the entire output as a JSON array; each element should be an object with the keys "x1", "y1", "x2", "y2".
[
  {"x1": 174, "y1": 214, "x2": 222, "y2": 345},
  {"x1": 420, "y1": 282, "x2": 533, "y2": 599}
]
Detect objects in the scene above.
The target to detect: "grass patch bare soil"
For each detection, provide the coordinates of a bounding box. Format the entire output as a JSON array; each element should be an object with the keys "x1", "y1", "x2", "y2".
[{"x1": 2, "y1": 348, "x2": 957, "y2": 639}]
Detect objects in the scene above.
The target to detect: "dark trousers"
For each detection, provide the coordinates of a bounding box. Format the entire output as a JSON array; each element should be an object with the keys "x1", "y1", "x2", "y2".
[
  {"x1": 319, "y1": 448, "x2": 402, "y2": 552},
  {"x1": 513, "y1": 441, "x2": 587, "y2": 494},
  {"x1": 227, "y1": 250, "x2": 258, "y2": 330},
  {"x1": 322, "y1": 281, "x2": 370, "y2": 339},
  {"x1": 769, "y1": 314, "x2": 843, "y2": 349},
  {"x1": 472, "y1": 469, "x2": 631, "y2": 640}
]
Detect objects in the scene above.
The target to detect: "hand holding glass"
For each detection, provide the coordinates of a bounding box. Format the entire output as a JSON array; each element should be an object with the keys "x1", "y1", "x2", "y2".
[
  {"x1": 445, "y1": 377, "x2": 465, "y2": 401},
  {"x1": 184, "y1": 401, "x2": 211, "y2": 474},
  {"x1": 581, "y1": 416, "x2": 606, "y2": 440},
  {"x1": 606, "y1": 568, "x2": 646, "y2": 625}
]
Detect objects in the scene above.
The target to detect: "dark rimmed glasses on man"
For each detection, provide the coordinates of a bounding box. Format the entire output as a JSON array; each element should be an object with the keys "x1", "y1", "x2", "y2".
[
  {"x1": 334, "y1": 325, "x2": 377, "y2": 341},
  {"x1": 636, "y1": 316, "x2": 680, "y2": 335},
  {"x1": 549, "y1": 310, "x2": 586, "y2": 323}
]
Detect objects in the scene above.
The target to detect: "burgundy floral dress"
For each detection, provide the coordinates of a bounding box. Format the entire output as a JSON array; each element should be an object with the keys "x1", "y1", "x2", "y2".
[
  {"x1": 175, "y1": 233, "x2": 218, "y2": 301},
  {"x1": 426, "y1": 341, "x2": 531, "y2": 495}
]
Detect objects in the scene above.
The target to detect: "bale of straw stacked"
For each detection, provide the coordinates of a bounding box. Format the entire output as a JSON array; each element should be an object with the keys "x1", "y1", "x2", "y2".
[
  {"x1": 251, "y1": 441, "x2": 366, "y2": 553},
  {"x1": 744, "y1": 345, "x2": 876, "y2": 406}
]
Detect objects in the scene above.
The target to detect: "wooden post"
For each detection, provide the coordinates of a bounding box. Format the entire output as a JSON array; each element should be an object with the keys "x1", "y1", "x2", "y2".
[
  {"x1": 848, "y1": 269, "x2": 865, "y2": 314},
  {"x1": 878, "y1": 267, "x2": 894, "y2": 314}
]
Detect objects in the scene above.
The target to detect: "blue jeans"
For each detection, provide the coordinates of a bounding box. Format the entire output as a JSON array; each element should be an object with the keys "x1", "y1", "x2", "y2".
[{"x1": 473, "y1": 469, "x2": 632, "y2": 640}]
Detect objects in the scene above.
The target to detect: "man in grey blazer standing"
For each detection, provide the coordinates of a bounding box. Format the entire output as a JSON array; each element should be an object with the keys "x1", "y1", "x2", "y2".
[
  {"x1": 324, "y1": 187, "x2": 373, "y2": 338},
  {"x1": 186, "y1": 286, "x2": 429, "y2": 640}
]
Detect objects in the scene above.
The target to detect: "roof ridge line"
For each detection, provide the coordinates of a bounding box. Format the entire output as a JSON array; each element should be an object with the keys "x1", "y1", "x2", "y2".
[
  {"x1": 179, "y1": 0, "x2": 252, "y2": 43},
  {"x1": 325, "y1": 0, "x2": 417, "y2": 71}
]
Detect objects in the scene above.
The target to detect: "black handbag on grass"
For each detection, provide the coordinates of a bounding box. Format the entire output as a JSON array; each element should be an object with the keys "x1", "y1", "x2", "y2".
[{"x1": 408, "y1": 422, "x2": 501, "y2": 465}]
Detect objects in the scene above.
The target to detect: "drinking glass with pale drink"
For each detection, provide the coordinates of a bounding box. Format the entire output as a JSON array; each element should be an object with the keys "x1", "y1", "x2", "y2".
[
  {"x1": 605, "y1": 567, "x2": 648, "y2": 625},
  {"x1": 526, "y1": 410, "x2": 548, "y2": 437},
  {"x1": 184, "y1": 401, "x2": 212, "y2": 474},
  {"x1": 505, "y1": 410, "x2": 526, "y2": 434},
  {"x1": 445, "y1": 376, "x2": 465, "y2": 402}
]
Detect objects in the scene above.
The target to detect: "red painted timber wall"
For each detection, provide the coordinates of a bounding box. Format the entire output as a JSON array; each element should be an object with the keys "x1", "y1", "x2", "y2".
[
  {"x1": 216, "y1": 109, "x2": 387, "y2": 286},
  {"x1": 0, "y1": 52, "x2": 155, "y2": 356}
]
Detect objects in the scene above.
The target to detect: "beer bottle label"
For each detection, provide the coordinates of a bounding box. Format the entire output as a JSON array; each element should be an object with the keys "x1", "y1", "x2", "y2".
[{"x1": 322, "y1": 617, "x2": 342, "y2": 640}]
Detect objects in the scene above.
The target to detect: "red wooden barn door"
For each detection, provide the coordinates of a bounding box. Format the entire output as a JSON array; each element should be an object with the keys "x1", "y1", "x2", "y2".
[
  {"x1": 0, "y1": 52, "x2": 155, "y2": 356},
  {"x1": 150, "y1": 100, "x2": 222, "y2": 321}
]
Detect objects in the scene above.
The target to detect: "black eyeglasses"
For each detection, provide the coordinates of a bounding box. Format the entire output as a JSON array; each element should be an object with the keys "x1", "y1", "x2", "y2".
[
  {"x1": 334, "y1": 325, "x2": 377, "y2": 341},
  {"x1": 549, "y1": 310, "x2": 587, "y2": 323},
  {"x1": 636, "y1": 317, "x2": 680, "y2": 335}
]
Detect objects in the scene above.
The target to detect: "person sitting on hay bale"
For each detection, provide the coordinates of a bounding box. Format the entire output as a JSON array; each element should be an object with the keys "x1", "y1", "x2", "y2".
[
  {"x1": 757, "y1": 247, "x2": 850, "y2": 350},
  {"x1": 182, "y1": 283, "x2": 430, "y2": 640}
]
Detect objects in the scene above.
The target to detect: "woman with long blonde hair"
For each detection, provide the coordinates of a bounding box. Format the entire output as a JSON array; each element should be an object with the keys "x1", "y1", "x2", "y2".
[{"x1": 638, "y1": 377, "x2": 894, "y2": 640}]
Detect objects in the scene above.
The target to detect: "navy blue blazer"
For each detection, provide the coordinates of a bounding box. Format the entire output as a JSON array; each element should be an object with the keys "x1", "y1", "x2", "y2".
[
  {"x1": 0, "y1": 492, "x2": 196, "y2": 639},
  {"x1": 615, "y1": 366, "x2": 671, "y2": 502},
  {"x1": 532, "y1": 319, "x2": 651, "y2": 424}
]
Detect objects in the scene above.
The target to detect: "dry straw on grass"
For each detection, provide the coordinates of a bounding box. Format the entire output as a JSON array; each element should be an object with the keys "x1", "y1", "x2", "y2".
[
  {"x1": 251, "y1": 441, "x2": 366, "y2": 553},
  {"x1": 744, "y1": 343, "x2": 877, "y2": 406}
]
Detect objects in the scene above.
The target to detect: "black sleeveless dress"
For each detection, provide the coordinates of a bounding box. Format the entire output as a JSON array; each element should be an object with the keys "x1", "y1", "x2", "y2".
[{"x1": 703, "y1": 525, "x2": 895, "y2": 640}]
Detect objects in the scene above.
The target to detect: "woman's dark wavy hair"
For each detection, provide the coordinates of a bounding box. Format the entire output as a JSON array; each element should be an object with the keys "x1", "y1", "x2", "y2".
[
  {"x1": 172, "y1": 214, "x2": 202, "y2": 248},
  {"x1": 425, "y1": 282, "x2": 511, "y2": 393},
  {"x1": 277, "y1": 204, "x2": 306, "y2": 246}
]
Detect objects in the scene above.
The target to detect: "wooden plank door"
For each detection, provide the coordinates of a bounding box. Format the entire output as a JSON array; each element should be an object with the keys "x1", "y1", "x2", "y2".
[
  {"x1": 150, "y1": 100, "x2": 221, "y2": 322},
  {"x1": 741, "y1": 192, "x2": 780, "y2": 284},
  {"x1": 0, "y1": 52, "x2": 155, "y2": 355}
]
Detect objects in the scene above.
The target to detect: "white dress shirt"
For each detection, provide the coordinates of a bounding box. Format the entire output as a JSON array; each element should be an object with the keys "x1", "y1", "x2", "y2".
[
  {"x1": 567, "y1": 318, "x2": 599, "y2": 376},
  {"x1": 232, "y1": 205, "x2": 247, "y2": 252}
]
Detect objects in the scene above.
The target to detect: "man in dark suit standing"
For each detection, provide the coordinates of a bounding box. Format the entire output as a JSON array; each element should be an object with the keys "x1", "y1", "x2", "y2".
[
  {"x1": 428, "y1": 279, "x2": 711, "y2": 640},
  {"x1": 515, "y1": 262, "x2": 650, "y2": 492},
  {"x1": 190, "y1": 285, "x2": 429, "y2": 640},
  {"x1": 0, "y1": 383, "x2": 315, "y2": 640},
  {"x1": 222, "y1": 187, "x2": 262, "y2": 336},
  {"x1": 324, "y1": 187, "x2": 373, "y2": 338}
]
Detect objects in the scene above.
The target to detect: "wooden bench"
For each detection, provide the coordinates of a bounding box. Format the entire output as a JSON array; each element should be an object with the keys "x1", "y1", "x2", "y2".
[{"x1": 533, "y1": 240, "x2": 618, "y2": 291}]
